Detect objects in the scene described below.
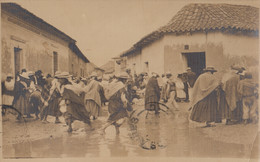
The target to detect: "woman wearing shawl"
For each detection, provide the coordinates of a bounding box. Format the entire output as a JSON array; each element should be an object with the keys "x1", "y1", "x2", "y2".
[
  {"x1": 145, "y1": 72, "x2": 160, "y2": 115},
  {"x1": 46, "y1": 71, "x2": 62, "y2": 123},
  {"x1": 189, "y1": 67, "x2": 220, "y2": 127},
  {"x1": 101, "y1": 72, "x2": 132, "y2": 135},
  {"x1": 219, "y1": 66, "x2": 243, "y2": 125},
  {"x1": 60, "y1": 72, "x2": 93, "y2": 132},
  {"x1": 84, "y1": 72, "x2": 103, "y2": 120},
  {"x1": 13, "y1": 72, "x2": 31, "y2": 120}
]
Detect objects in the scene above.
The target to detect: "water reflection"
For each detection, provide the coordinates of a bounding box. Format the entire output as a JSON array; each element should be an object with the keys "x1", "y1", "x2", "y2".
[{"x1": 3, "y1": 109, "x2": 259, "y2": 159}]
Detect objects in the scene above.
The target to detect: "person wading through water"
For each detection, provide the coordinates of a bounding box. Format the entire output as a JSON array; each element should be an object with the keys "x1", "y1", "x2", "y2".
[
  {"x1": 101, "y1": 72, "x2": 133, "y2": 135},
  {"x1": 84, "y1": 72, "x2": 103, "y2": 120},
  {"x1": 145, "y1": 72, "x2": 160, "y2": 115}
]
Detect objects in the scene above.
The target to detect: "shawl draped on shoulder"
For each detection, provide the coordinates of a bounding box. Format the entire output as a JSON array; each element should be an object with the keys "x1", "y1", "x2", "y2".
[
  {"x1": 102, "y1": 81, "x2": 125, "y2": 100},
  {"x1": 190, "y1": 72, "x2": 220, "y2": 107},
  {"x1": 84, "y1": 80, "x2": 101, "y2": 107}
]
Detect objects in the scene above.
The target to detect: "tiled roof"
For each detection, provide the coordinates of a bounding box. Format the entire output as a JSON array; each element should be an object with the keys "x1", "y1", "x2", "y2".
[
  {"x1": 121, "y1": 3, "x2": 259, "y2": 57},
  {"x1": 69, "y1": 43, "x2": 89, "y2": 63}
]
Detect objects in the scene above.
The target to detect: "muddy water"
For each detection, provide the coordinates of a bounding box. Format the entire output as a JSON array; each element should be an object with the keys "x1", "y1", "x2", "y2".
[{"x1": 3, "y1": 107, "x2": 259, "y2": 158}]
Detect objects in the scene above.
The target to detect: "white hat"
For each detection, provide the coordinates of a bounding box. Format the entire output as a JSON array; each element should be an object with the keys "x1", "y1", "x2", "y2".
[
  {"x1": 81, "y1": 77, "x2": 87, "y2": 81},
  {"x1": 20, "y1": 72, "x2": 29, "y2": 79},
  {"x1": 239, "y1": 70, "x2": 246, "y2": 76},
  {"x1": 90, "y1": 72, "x2": 98, "y2": 77},
  {"x1": 28, "y1": 71, "x2": 34, "y2": 76},
  {"x1": 117, "y1": 72, "x2": 129, "y2": 79},
  {"x1": 56, "y1": 72, "x2": 70, "y2": 79},
  {"x1": 54, "y1": 71, "x2": 61, "y2": 77},
  {"x1": 152, "y1": 72, "x2": 159, "y2": 77}
]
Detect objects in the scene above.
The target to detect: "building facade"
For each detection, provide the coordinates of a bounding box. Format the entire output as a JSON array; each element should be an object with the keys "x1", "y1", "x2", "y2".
[
  {"x1": 1, "y1": 3, "x2": 89, "y2": 80},
  {"x1": 121, "y1": 4, "x2": 259, "y2": 79}
]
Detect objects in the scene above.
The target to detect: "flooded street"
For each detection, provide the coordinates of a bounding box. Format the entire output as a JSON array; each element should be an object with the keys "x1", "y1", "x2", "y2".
[{"x1": 3, "y1": 104, "x2": 259, "y2": 159}]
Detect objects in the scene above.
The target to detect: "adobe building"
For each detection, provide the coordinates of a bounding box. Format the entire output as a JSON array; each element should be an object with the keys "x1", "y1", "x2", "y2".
[
  {"x1": 1, "y1": 3, "x2": 90, "y2": 79},
  {"x1": 121, "y1": 4, "x2": 259, "y2": 79}
]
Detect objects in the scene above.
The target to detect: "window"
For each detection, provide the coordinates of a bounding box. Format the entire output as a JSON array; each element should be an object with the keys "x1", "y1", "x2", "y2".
[{"x1": 53, "y1": 52, "x2": 58, "y2": 74}]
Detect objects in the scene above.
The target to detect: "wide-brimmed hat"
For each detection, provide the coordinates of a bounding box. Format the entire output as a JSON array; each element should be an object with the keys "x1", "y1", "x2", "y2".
[
  {"x1": 81, "y1": 77, "x2": 87, "y2": 81},
  {"x1": 117, "y1": 72, "x2": 129, "y2": 79},
  {"x1": 20, "y1": 72, "x2": 30, "y2": 79},
  {"x1": 231, "y1": 65, "x2": 245, "y2": 73},
  {"x1": 90, "y1": 72, "x2": 98, "y2": 77},
  {"x1": 204, "y1": 67, "x2": 217, "y2": 72},
  {"x1": 56, "y1": 72, "x2": 70, "y2": 79},
  {"x1": 186, "y1": 67, "x2": 192, "y2": 71},
  {"x1": 28, "y1": 71, "x2": 34, "y2": 76},
  {"x1": 239, "y1": 70, "x2": 246, "y2": 76},
  {"x1": 152, "y1": 72, "x2": 159, "y2": 77},
  {"x1": 35, "y1": 70, "x2": 43, "y2": 76},
  {"x1": 166, "y1": 71, "x2": 172, "y2": 76},
  {"x1": 54, "y1": 71, "x2": 61, "y2": 77}
]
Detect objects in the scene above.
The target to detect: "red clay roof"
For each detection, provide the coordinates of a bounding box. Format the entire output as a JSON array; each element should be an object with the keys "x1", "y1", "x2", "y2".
[{"x1": 121, "y1": 3, "x2": 259, "y2": 57}]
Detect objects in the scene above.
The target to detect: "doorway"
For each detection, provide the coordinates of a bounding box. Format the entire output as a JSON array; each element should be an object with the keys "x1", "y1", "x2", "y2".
[
  {"x1": 14, "y1": 47, "x2": 22, "y2": 75},
  {"x1": 182, "y1": 52, "x2": 206, "y2": 76}
]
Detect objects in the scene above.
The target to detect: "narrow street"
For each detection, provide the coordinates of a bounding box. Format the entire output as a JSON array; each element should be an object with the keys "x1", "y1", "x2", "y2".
[{"x1": 2, "y1": 102, "x2": 259, "y2": 159}]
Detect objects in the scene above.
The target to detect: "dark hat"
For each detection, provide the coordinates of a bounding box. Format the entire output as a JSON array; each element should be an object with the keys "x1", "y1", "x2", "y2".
[{"x1": 35, "y1": 70, "x2": 43, "y2": 76}]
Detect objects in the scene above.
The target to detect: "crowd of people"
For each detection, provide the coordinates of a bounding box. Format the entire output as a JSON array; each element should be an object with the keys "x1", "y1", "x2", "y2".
[{"x1": 1, "y1": 64, "x2": 259, "y2": 134}]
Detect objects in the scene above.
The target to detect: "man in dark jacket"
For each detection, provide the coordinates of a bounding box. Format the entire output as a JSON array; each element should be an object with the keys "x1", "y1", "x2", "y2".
[{"x1": 145, "y1": 72, "x2": 160, "y2": 115}]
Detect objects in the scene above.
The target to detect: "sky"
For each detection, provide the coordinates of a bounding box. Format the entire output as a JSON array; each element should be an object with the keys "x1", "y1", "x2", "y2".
[{"x1": 3, "y1": 0, "x2": 259, "y2": 66}]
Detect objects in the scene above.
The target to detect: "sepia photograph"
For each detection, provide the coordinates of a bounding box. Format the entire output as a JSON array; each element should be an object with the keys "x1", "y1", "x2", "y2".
[{"x1": 0, "y1": 0, "x2": 259, "y2": 161}]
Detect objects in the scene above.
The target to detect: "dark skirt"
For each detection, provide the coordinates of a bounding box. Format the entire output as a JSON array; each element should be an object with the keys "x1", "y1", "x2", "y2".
[
  {"x1": 65, "y1": 101, "x2": 90, "y2": 125},
  {"x1": 85, "y1": 100, "x2": 100, "y2": 118},
  {"x1": 231, "y1": 101, "x2": 243, "y2": 121},
  {"x1": 47, "y1": 97, "x2": 62, "y2": 117},
  {"x1": 29, "y1": 91, "x2": 42, "y2": 114},
  {"x1": 190, "y1": 91, "x2": 218, "y2": 123},
  {"x1": 219, "y1": 89, "x2": 243, "y2": 121},
  {"x1": 108, "y1": 108, "x2": 128, "y2": 123},
  {"x1": 14, "y1": 92, "x2": 30, "y2": 116},
  {"x1": 145, "y1": 95, "x2": 160, "y2": 111},
  {"x1": 47, "y1": 91, "x2": 62, "y2": 117}
]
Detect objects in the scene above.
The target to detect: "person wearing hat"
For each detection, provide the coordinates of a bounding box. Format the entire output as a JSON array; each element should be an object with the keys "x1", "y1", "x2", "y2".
[
  {"x1": 145, "y1": 72, "x2": 160, "y2": 115},
  {"x1": 141, "y1": 72, "x2": 149, "y2": 89},
  {"x1": 13, "y1": 72, "x2": 32, "y2": 120},
  {"x1": 101, "y1": 72, "x2": 132, "y2": 135},
  {"x1": 2, "y1": 73, "x2": 15, "y2": 106},
  {"x1": 84, "y1": 72, "x2": 104, "y2": 120},
  {"x1": 219, "y1": 66, "x2": 244, "y2": 125},
  {"x1": 186, "y1": 67, "x2": 196, "y2": 88},
  {"x1": 161, "y1": 72, "x2": 172, "y2": 103},
  {"x1": 27, "y1": 71, "x2": 44, "y2": 119},
  {"x1": 189, "y1": 66, "x2": 220, "y2": 127},
  {"x1": 237, "y1": 72, "x2": 258, "y2": 124},
  {"x1": 27, "y1": 71, "x2": 36, "y2": 93},
  {"x1": 35, "y1": 70, "x2": 45, "y2": 88},
  {"x1": 41, "y1": 72, "x2": 70, "y2": 123}
]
